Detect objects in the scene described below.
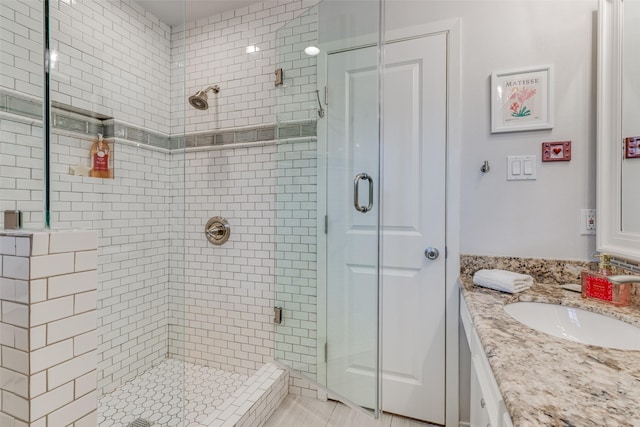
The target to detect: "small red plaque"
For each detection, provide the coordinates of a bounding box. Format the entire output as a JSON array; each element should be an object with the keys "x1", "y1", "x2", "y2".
[
  {"x1": 625, "y1": 137, "x2": 640, "y2": 159},
  {"x1": 542, "y1": 141, "x2": 571, "y2": 162}
]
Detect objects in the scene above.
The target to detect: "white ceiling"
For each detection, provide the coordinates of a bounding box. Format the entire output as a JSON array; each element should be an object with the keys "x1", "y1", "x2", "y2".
[{"x1": 134, "y1": 0, "x2": 259, "y2": 26}]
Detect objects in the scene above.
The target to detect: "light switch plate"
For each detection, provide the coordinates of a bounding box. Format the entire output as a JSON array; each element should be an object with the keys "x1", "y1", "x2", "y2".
[{"x1": 507, "y1": 155, "x2": 537, "y2": 181}]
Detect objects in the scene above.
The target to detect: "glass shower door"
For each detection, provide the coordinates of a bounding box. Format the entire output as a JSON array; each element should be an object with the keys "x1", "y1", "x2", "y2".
[
  {"x1": 324, "y1": 44, "x2": 380, "y2": 410},
  {"x1": 274, "y1": 0, "x2": 382, "y2": 415}
]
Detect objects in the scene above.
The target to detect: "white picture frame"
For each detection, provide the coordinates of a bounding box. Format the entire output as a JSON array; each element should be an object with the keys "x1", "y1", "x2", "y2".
[{"x1": 491, "y1": 65, "x2": 554, "y2": 133}]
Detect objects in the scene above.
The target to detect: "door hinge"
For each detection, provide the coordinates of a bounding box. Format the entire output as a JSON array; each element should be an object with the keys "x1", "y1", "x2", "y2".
[
  {"x1": 445, "y1": 246, "x2": 448, "y2": 259},
  {"x1": 324, "y1": 85, "x2": 328, "y2": 105},
  {"x1": 324, "y1": 342, "x2": 328, "y2": 363},
  {"x1": 274, "y1": 306, "x2": 283, "y2": 324},
  {"x1": 324, "y1": 215, "x2": 328, "y2": 234}
]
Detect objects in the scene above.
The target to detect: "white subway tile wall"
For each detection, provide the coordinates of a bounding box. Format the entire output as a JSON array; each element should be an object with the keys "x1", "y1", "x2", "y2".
[
  {"x1": 1, "y1": 0, "x2": 322, "y2": 407},
  {"x1": 0, "y1": 117, "x2": 45, "y2": 229},
  {"x1": 171, "y1": 0, "x2": 318, "y2": 135},
  {"x1": 168, "y1": 143, "x2": 280, "y2": 372},
  {"x1": 1, "y1": 0, "x2": 172, "y2": 228},
  {"x1": 49, "y1": 0, "x2": 172, "y2": 134},
  {"x1": 166, "y1": 137, "x2": 317, "y2": 388},
  {"x1": 0, "y1": 1, "x2": 44, "y2": 98},
  {"x1": 49, "y1": 133, "x2": 173, "y2": 395},
  {"x1": 274, "y1": 4, "x2": 319, "y2": 123},
  {"x1": 0, "y1": 230, "x2": 98, "y2": 427},
  {"x1": 273, "y1": 138, "x2": 318, "y2": 379}
]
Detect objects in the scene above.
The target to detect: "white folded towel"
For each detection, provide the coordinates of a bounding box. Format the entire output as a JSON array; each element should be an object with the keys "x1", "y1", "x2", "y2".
[{"x1": 472, "y1": 269, "x2": 534, "y2": 294}]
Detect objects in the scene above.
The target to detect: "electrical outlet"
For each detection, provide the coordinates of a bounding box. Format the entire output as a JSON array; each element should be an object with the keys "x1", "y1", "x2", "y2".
[{"x1": 580, "y1": 209, "x2": 596, "y2": 235}]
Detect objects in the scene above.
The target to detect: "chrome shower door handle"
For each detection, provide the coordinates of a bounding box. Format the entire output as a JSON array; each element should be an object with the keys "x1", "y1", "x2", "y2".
[{"x1": 354, "y1": 173, "x2": 374, "y2": 213}]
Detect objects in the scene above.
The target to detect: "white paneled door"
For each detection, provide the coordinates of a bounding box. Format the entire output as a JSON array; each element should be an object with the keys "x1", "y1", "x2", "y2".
[{"x1": 326, "y1": 33, "x2": 447, "y2": 424}]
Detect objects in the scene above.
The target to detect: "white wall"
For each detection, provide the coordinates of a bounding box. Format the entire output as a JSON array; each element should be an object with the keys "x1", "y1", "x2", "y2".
[{"x1": 384, "y1": 0, "x2": 598, "y2": 261}]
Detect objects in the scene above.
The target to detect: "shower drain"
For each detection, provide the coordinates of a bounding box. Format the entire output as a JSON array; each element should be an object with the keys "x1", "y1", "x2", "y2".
[{"x1": 127, "y1": 419, "x2": 152, "y2": 427}]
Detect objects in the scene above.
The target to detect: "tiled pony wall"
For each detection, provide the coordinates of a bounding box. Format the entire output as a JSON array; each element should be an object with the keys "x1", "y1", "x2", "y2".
[{"x1": 0, "y1": 0, "x2": 322, "y2": 400}]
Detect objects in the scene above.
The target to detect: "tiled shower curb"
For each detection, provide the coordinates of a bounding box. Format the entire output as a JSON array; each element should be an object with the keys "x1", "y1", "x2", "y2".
[{"x1": 203, "y1": 363, "x2": 289, "y2": 427}]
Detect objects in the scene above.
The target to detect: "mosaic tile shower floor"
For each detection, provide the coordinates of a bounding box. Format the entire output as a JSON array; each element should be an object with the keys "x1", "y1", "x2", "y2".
[{"x1": 98, "y1": 359, "x2": 248, "y2": 427}]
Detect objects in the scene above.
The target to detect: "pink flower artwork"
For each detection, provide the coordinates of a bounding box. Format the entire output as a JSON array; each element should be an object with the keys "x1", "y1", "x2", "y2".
[{"x1": 507, "y1": 87, "x2": 537, "y2": 117}]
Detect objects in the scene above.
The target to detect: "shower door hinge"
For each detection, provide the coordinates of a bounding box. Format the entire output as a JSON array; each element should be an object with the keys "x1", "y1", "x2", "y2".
[
  {"x1": 274, "y1": 68, "x2": 284, "y2": 87},
  {"x1": 274, "y1": 306, "x2": 283, "y2": 324},
  {"x1": 324, "y1": 342, "x2": 328, "y2": 363},
  {"x1": 324, "y1": 215, "x2": 328, "y2": 234},
  {"x1": 324, "y1": 85, "x2": 328, "y2": 105}
]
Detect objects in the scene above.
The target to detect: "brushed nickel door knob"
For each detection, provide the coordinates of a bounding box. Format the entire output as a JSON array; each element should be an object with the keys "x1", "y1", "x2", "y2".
[{"x1": 424, "y1": 247, "x2": 439, "y2": 260}]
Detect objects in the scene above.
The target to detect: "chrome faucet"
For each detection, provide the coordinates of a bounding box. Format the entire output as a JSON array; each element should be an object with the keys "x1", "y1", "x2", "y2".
[{"x1": 608, "y1": 275, "x2": 640, "y2": 285}]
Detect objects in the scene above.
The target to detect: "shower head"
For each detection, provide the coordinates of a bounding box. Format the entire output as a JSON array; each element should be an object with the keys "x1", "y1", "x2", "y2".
[{"x1": 189, "y1": 85, "x2": 220, "y2": 110}]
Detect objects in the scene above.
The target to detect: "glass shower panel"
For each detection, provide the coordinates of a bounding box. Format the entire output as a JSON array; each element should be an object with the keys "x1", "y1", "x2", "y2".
[
  {"x1": 0, "y1": 1, "x2": 45, "y2": 229},
  {"x1": 274, "y1": 0, "x2": 382, "y2": 414},
  {"x1": 168, "y1": 3, "x2": 187, "y2": 426}
]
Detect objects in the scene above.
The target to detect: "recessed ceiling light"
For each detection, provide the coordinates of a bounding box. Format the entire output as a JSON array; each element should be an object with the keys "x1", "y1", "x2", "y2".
[{"x1": 304, "y1": 46, "x2": 320, "y2": 56}]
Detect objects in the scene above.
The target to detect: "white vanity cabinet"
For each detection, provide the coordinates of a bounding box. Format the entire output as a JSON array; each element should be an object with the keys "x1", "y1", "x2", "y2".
[{"x1": 461, "y1": 295, "x2": 514, "y2": 427}]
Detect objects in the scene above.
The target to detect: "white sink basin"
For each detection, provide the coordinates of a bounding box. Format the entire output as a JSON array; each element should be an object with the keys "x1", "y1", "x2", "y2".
[{"x1": 503, "y1": 302, "x2": 640, "y2": 350}]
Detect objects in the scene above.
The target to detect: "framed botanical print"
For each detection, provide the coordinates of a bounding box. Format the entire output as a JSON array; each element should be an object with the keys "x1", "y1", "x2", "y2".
[{"x1": 491, "y1": 65, "x2": 554, "y2": 133}]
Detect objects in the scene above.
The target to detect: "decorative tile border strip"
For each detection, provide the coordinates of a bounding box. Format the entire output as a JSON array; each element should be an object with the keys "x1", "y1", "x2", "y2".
[
  {"x1": 611, "y1": 256, "x2": 640, "y2": 275},
  {"x1": 610, "y1": 257, "x2": 640, "y2": 304},
  {"x1": 0, "y1": 90, "x2": 41, "y2": 119},
  {"x1": 0, "y1": 89, "x2": 107, "y2": 137},
  {"x1": 175, "y1": 120, "x2": 317, "y2": 150},
  {"x1": 104, "y1": 119, "x2": 172, "y2": 150},
  {"x1": 0, "y1": 89, "x2": 317, "y2": 151},
  {"x1": 53, "y1": 111, "x2": 104, "y2": 136}
]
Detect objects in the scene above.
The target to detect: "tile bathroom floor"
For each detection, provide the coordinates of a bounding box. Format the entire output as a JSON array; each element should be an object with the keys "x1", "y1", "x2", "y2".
[
  {"x1": 97, "y1": 358, "x2": 248, "y2": 426},
  {"x1": 264, "y1": 395, "x2": 438, "y2": 427}
]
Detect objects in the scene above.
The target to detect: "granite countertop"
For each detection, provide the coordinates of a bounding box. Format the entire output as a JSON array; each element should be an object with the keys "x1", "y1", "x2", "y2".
[{"x1": 459, "y1": 275, "x2": 640, "y2": 426}]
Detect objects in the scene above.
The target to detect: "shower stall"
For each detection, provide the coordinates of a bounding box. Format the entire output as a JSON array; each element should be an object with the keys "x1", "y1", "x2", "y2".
[{"x1": 0, "y1": 0, "x2": 386, "y2": 426}]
